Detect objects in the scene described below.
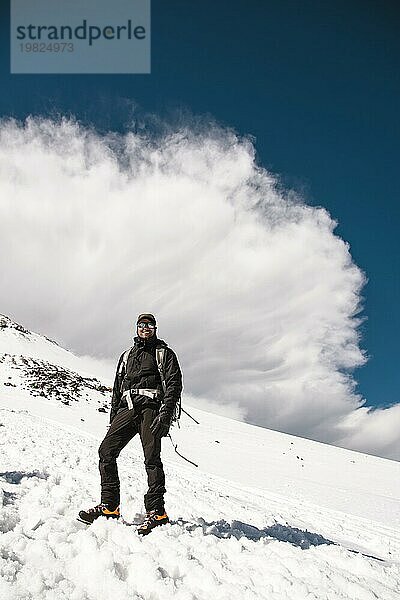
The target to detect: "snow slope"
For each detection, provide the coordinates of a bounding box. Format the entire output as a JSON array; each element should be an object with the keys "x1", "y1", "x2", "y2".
[
  {"x1": 0, "y1": 315, "x2": 399, "y2": 599},
  {"x1": 0, "y1": 314, "x2": 114, "y2": 382}
]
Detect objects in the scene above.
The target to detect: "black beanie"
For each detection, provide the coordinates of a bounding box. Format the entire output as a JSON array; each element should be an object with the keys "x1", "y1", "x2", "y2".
[{"x1": 137, "y1": 313, "x2": 156, "y2": 326}]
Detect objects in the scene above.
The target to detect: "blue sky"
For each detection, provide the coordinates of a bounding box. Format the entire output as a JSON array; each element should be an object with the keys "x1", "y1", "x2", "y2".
[{"x1": 0, "y1": 0, "x2": 399, "y2": 411}]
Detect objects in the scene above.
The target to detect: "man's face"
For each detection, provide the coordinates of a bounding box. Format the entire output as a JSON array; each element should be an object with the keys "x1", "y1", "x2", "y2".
[{"x1": 137, "y1": 320, "x2": 156, "y2": 339}]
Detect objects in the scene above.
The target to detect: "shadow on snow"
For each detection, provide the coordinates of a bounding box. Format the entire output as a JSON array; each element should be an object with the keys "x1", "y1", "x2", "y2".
[
  {"x1": 173, "y1": 517, "x2": 333, "y2": 549},
  {"x1": 170, "y1": 517, "x2": 385, "y2": 562},
  {"x1": 0, "y1": 470, "x2": 49, "y2": 484}
]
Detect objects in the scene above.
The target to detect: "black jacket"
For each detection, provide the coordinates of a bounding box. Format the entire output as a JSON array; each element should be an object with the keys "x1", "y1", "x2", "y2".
[{"x1": 110, "y1": 335, "x2": 182, "y2": 424}]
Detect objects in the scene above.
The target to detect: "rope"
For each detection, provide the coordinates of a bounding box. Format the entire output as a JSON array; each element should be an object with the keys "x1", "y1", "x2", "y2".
[
  {"x1": 181, "y1": 407, "x2": 200, "y2": 425},
  {"x1": 167, "y1": 433, "x2": 199, "y2": 468}
]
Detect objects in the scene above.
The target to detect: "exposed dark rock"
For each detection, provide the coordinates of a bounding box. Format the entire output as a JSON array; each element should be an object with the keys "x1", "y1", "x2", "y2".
[
  {"x1": 0, "y1": 314, "x2": 30, "y2": 336},
  {"x1": 0, "y1": 353, "x2": 112, "y2": 408}
]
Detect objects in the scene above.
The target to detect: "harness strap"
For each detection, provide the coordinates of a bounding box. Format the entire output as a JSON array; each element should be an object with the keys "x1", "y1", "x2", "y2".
[
  {"x1": 156, "y1": 348, "x2": 167, "y2": 394},
  {"x1": 122, "y1": 388, "x2": 159, "y2": 410},
  {"x1": 118, "y1": 348, "x2": 132, "y2": 377}
]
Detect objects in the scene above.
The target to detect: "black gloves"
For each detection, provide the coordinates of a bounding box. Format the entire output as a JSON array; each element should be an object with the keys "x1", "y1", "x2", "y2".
[{"x1": 150, "y1": 410, "x2": 171, "y2": 438}]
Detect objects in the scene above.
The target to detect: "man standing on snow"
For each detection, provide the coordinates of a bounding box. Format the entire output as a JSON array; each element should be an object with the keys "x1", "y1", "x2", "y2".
[{"x1": 79, "y1": 313, "x2": 183, "y2": 535}]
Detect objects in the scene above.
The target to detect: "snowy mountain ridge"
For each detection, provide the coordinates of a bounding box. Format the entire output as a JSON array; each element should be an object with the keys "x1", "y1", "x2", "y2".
[
  {"x1": 0, "y1": 313, "x2": 399, "y2": 599},
  {"x1": 0, "y1": 314, "x2": 59, "y2": 346},
  {"x1": 0, "y1": 313, "x2": 112, "y2": 413},
  {"x1": 0, "y1": 313, "x2": 113, "y2": 379}
]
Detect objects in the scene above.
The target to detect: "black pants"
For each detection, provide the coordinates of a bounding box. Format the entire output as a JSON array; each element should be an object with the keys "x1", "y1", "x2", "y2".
[{"x1": 98, "y1": 406, "x2": 166, "y2": 512}]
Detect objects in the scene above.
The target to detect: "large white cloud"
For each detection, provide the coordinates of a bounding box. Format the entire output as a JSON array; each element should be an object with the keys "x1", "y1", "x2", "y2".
[{"x1": 0, "y1": 116, "x2": 398, "y2": 459}]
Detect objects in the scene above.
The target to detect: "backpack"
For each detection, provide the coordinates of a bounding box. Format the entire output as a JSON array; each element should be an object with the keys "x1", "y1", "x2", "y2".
[{"x1": 118, "y1": 346, "x2": 182, "y2": 426}]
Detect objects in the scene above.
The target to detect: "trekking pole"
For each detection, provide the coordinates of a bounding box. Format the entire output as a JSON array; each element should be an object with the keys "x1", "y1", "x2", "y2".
[{"x1": 167, "y1": 433, "x2": 199, "y2": 468}]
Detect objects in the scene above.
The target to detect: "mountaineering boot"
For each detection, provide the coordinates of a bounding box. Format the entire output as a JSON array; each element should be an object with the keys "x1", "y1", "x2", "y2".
[
  {"x1": 137, "y1": 510, "x2": 169, "y2": 535},
  {"x1": 78, "y1": 502, "x2": 120, "y2": 524}
]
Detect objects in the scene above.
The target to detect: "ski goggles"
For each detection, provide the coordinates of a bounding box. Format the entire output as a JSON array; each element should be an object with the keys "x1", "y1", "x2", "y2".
[{"x1": 137, "y1": 322, "x2": 156, "y2": 330}]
